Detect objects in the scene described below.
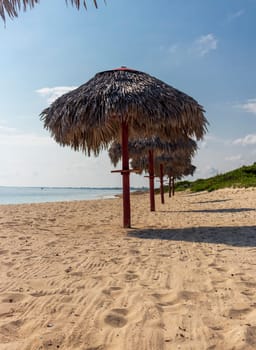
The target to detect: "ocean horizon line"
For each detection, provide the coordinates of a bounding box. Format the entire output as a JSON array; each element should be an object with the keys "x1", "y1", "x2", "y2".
[
  {"x1": 0, "y1": 186, "x2": 149, "y2": 205},
  {"x1": 0, "y1": 185, "x2": 148, "y2": 190}
]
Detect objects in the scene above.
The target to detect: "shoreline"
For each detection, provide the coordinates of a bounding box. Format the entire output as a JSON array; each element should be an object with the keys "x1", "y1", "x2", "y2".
[
  {"x1": 0, "y1": 187, "x2": 255, "y2": 349},
  {"x1": 0, "y1": 187, "x2": 148, "y2": 206}
]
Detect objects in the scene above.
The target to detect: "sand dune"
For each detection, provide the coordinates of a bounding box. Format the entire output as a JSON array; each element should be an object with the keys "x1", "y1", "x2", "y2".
[{"x1": 0, "y1": 188, "x2": 255, "y2": 349}]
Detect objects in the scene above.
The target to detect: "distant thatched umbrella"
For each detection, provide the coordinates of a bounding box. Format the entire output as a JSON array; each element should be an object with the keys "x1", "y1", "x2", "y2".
[
  {"x1": 154, "y1": 153, "x2": 194, "y2": 198},
  {"x1": 0, "y1": 0, "x2": 102, "y2": 22},
  {"x1": 165, "y1": 163, "x2": 196, "y2": 197},
  {"x1": 108, "y1": 136, "x2": 197, "y2": 207},
  {"x1": 108, "y1": 137, "x2": 197, "y2": 166},
  {"x1": 41, "y1": 67, "x2": 207, "y2": 228},
  {"x1": 131, "y1": 153, "x2": 195, "y2": 201},
  {"x1": 131, "y1": 154, "x2": 194, "y2": 175}
]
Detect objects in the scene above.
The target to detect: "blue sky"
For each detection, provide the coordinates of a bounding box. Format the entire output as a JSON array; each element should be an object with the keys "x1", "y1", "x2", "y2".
[{"x1": 0, "y1": 0, "x2": 255, "y2": 187}]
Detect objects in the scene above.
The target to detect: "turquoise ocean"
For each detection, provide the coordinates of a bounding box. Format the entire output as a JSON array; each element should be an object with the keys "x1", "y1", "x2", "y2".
[{"x1": 0, "y1": 186, "x2": 126, "y2": 205}]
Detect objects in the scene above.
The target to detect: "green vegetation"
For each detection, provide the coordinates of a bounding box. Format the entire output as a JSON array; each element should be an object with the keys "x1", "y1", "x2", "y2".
[{"x1": 175, "y1": 163, "x2": 256, "y2": 192}]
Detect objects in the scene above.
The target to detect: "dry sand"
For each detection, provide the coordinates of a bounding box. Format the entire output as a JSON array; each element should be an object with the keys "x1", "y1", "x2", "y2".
[{"x1": 0, "y1": 187, "x2": 255, "y2": 350}]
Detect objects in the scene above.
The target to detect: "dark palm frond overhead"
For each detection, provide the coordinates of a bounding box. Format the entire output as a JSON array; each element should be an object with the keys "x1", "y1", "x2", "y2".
[
  {"x1": 108, "y1": 137, "x2": 197, "y2": 167},
  {"x1": 41, "y1": 68, "x2": 208, "y2": 156},
  {"x1": 0, "y1": 0, "x2": 102, "y2": 22}
]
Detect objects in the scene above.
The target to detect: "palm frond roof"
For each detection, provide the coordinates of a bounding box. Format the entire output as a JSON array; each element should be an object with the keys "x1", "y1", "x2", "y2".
[
  {"x1": 108, "y1": 136, "x2": 197, "y2": 166},
  {"x1": 41, "y1": 68, "x2": 208, "y2": 155},
  {"x1": 131, "y1": 152, "x2": 195, "y2": 177}
]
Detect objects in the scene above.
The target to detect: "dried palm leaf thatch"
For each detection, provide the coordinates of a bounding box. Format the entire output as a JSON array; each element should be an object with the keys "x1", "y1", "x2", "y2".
[
  {"x1": 40, "y1": 68, "x2": 208, "y2": 156},
  {"x1": 165, "y1": 163, "x2": 196, "y2": 178},
  {"x1": 0, "y1": 0, "x2": 102, "y2": 22},
  {"x1": 108, "y1": 136, "x2": 197, "y2": 166},
  {"x1": 130, "y1": 152, "x2": 193, "y2": 176}
]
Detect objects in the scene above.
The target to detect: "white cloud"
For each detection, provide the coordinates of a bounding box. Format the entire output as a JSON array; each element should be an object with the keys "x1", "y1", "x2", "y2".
[
  {"x1": 162, "y1": 35, "x2": 218, "y2": 59},
  {"x1": 227, "y1": 10, "x2": 245, "y2": 22},
  {"x1": 194, "y1": 34, "x2": 218, "y2": 56},
  {"x1": 233, "y1": 134, "x2": 256, "y2": 146},
  {"x1": 36, "y1": 86, "x2": 77, "y2": 104},
  {"x1": 239, "y1": 99, "x2": 256, "y2": 114}
]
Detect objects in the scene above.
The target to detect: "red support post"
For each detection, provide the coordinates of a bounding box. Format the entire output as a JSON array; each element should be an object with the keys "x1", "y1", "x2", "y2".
[
  {"x1": 121, "y1": 121, "x2": 131, "y2": 228},
  {"x1": 160, "y1": 163, "x2": 165, "y2": 204},
  {"x1": 148, "y1": 149, "x2": 155, "y2": 211},
  {"x1": 168, "y1": 175, "x2": 172, "y2": 198},
  {"x1": 172, "y1": 177, "x2": 175, "y2": 196}
]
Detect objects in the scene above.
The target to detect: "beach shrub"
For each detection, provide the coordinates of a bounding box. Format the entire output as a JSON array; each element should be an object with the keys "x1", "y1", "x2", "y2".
[{"x1": 174, "y1": 163, "x2": 256, "y2": 193}]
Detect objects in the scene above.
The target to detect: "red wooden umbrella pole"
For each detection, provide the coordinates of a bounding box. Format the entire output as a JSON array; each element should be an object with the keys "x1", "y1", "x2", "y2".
[
  {"x1": 160, "y1": 163, "x2": 165, "y2": 204},
  {"x1": 172, "y1": 177, "x2": 175, "y2": 196},
  {"x1": 148, "y1": 149, "x2": 155, "y2": 211},
  {"x1": 121, "y1": 121, "x2": 131, "y2": 228},
  {"x1": 168, "y1": 173, "x2": 172, "y2": 198}
]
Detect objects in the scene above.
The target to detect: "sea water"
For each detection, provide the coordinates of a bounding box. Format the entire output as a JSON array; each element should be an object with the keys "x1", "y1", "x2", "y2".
[{"x1": 0, "y1": 186, "x2": 124, "y2": 205}]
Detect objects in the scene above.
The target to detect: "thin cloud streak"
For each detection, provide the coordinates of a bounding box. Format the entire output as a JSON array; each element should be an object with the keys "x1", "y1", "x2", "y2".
[
  {"x1": 36, "y1": 86, "x2": 77, "y2": 104},
  {"x1": 239, "y1": 99, "x2": 256, "y2": 114},
  {"x1": 233, "y1": 134, "x2": 256, "y2": 146},
  {"x1": 227, "y1": 9, "x2": 245, "y2": 22},
  {"x1": 194, "y1": 34, "x2": 218, "y2": 56}
]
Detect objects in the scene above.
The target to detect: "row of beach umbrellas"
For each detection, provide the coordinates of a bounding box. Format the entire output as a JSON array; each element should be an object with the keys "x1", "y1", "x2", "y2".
[
  {"x1": 108, "y1": 136, "x2": 197, "y2": 209},
  {"x1": 40, "y1": 67, "x2": 208, "y2": 227},
  {"x1": 0, "y1": 3, "x2": 208, "y2": 228}
]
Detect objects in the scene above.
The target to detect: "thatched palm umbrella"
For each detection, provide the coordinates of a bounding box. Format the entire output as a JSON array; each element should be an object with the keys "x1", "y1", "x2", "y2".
[
  {"x1": 41, "y1": 67, "x2": 207, "y2": 228},
  {"x1": 155, "y1": 153, "x2": 195, "y2": 198},
  {"x1": 0, "y1": 0, "x2": 101, "y2": 22},
  {"x1": 108, "y1": 136, "x2": 197, "y2": 208},
  {"x1": 155, "y1": 160, "x2": 196, "y2": 198},
  {"x1": 131, "y1": 152, "x2": 195, "y2": 203},
  {"x1": 165, "y1": 163, "x2": 196, "y2": 197},
  {"x1": 131, "y1": 154, "x2": 195, "y2": 175}
]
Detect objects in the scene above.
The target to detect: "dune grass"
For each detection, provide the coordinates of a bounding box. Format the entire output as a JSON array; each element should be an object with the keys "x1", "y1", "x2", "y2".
[{"x1": 174, "y1": 163, "x2": 256, "y2": 192}]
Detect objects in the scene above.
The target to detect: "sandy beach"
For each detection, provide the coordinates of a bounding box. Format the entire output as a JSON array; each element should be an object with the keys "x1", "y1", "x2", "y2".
[{"x1": 0, "y1": 187, "x2": 255, "y2": 350}]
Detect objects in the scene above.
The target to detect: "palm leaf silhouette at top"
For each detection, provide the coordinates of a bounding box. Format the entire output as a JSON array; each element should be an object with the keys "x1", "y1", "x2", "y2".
[{"x1": 0, "y1": 0, "x2": 104, "y2": 22}]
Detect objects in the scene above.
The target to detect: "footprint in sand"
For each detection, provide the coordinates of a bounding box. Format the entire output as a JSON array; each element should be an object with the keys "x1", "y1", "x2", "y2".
[
  {"x1": 110, "y1": 286, "x2": 122, "y2": 291},
  {"x1": 241, "y1": 289, "x2": 254, "y2": 297},
  {"x1": 102, "y1": 286, "x2": 122, "y2": 297},
  {"x1": 178, "y1": 290, "x2": 198, "y2": 301},
  {"x1": 124, "y1": 270, "x2": 139, "y2": 281},
  {"x1": 0, "y1": 319, "x2": 24, "y2": 340},
  {"x1": 228, "y1": 308, "x2": 251, "y2": 318},
  {"x1": 2, "y1": 293, "x2": 26, "y2": 303},
  {"x1": 30, "y1": 291, "x2": 46, "y2": 297},
  {"x1": 151, "y1": 292, "x2": 178, "y2": 308},
  {"x1": 245, "y1": 326, "x2": 256, "y2": 347},
  {"x1": 111, "y1": 308, "x2": 129, "y2": 316},
  {"x1": 242, "y1": 281, "x2": 256, "y2": 288},
  {"x1": 129, "y1": 249, "x2": 140, "y2": 255},
  {"x1": 104, "y1": 308, "x2": 128, "y2": 328}
]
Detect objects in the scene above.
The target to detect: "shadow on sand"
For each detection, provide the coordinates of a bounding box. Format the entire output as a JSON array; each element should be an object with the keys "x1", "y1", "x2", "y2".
[
  {"x1": 193, "y1": 199, "x2": 231, "y2": 204},
  {"x1": 128, "y1": 226, "x2": 256, "y2": 247},
  {"x1": 159, "y1": 208, "x2": 256, "y2": 214}
]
